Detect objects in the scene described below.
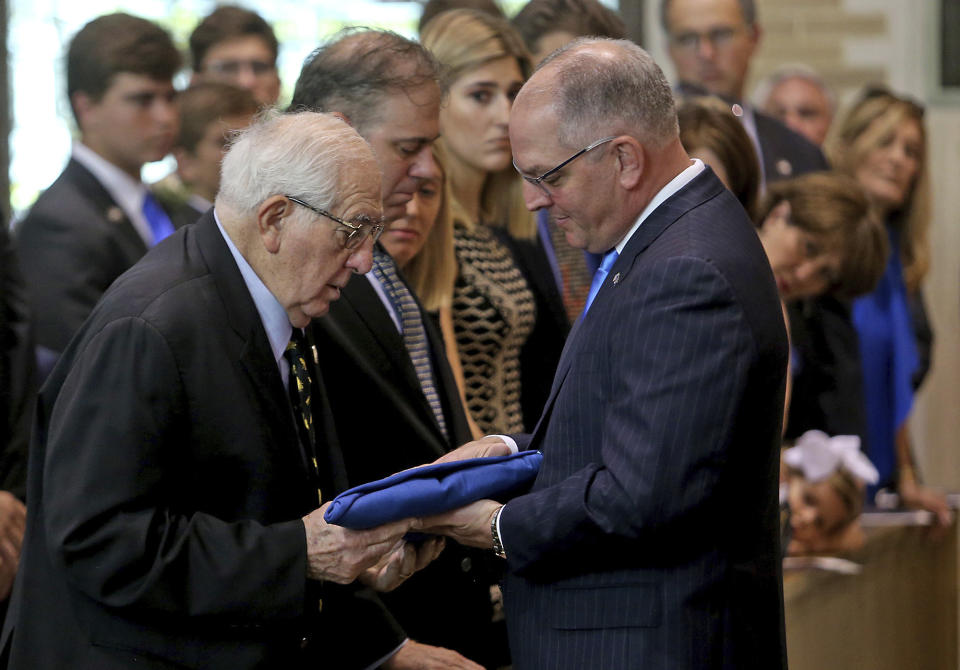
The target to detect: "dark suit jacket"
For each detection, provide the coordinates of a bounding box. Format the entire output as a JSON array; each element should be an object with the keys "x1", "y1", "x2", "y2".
[
  {"x1": 754, "y1": 110, "x2": 829, "y2": 183},
  {"x1": 0, "y1": 223, "x2": 34, "y2": 499},
  {"x1": 310, "y1": 259, "x2": 510, "y2": 668},
  {"x1": 499, "y1": 169, "x2": 789, "y2": 669},
  {"x1": 1, "y1": 212, "x2": 402, "y2": 669},
  {"x1": 16, "y1": 159, "x2": 184, "y2": 357}
]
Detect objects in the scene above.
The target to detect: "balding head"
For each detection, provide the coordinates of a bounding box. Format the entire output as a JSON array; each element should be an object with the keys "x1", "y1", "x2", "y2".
[{"x1": 519, "y1": 38, "x2": 678, "y2": 151}]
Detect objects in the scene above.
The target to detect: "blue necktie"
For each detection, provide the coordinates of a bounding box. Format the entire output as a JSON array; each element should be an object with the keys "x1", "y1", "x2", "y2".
[
  {"x1": 142, "y1": 191, "x2": 175, "y2": 245},
  {"x1": 582, "y1": 249, "x2": 619, "y2": 316}
]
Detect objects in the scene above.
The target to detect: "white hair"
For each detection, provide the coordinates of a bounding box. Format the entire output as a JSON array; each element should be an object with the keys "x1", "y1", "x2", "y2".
[
  {"x1": 217, "y1": 109, "x2": 376, "y2": 216},
  {"x1": 751, "y1": 63, "x2": 835, "y2": 114}
]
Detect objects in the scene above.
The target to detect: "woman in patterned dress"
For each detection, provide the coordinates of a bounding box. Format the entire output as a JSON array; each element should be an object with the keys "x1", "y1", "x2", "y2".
[{"x1": 421, "y1": 9, "x2": 538, "y2": 434}]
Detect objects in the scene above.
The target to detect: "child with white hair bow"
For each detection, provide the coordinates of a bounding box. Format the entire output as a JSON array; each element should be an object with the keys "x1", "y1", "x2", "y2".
[{"x1": 782, "y1": 430, "x2": 879, "y2": 555}]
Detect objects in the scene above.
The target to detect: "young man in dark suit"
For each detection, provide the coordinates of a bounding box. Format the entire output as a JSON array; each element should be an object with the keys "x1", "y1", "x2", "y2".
[
  {"x1": 16, "y1": 13, "x2": 180, "y2": 365},
  {"x1": 424, "y1": 39, "x2": 789, "y2": 669},
  {"x1": 290, "y1": 30, "x2": 509, "y2": 670},
  {"x1": 1, "y1": 111, "x2": 438, "y2": 669}
]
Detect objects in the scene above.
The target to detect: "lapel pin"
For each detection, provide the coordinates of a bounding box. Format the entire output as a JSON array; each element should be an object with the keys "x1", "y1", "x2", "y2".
[
  {"x1": 612, "y1": 272, "x2": 621, "y2": 285},
  {"x1": 106, "y1": 206, "x2": 125, "y2": 224}
]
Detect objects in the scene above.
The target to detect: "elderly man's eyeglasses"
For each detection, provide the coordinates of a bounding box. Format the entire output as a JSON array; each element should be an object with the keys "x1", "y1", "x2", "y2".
[
  {"x1": 513, "y1": 136, "x2": 617, "y2": 196},
  {"x1": 285, "y1": 196, "x2": 384, "y2": 250}
]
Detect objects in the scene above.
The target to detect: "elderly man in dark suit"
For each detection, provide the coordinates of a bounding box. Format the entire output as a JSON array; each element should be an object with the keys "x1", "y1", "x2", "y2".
[
  {"x1": 0, "y1": 111, "x2": 441, "y2": 669},
  {"x1": 17, "y1": 13, "x2": 181, "y2": 369},
  {"x1": 424, "y1": 38, "x2": 789, "y2": 669},
  {"x1": 290, "y1": 30, "x2": 508, "y2": 670}
]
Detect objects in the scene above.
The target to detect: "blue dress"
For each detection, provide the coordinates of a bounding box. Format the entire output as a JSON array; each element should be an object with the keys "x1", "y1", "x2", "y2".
[{"x1": 852, "y1": 227, "x2": 919, "y2": 497}]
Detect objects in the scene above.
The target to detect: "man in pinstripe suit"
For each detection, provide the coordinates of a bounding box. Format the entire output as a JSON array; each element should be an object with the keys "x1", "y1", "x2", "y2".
[{"x1": 425, "y1": 38, "x2": 789, "y2": 669}]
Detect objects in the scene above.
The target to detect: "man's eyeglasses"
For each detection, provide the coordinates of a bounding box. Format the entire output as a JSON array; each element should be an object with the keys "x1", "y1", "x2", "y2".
[
  {"x1": 670, "y1": 26, "x2": 743, "y2": 52},
  {"x1": 513, "y1": 136, "x2": 617, "y2": 196},
  {"x1": 205, "y1": 59, "x2": 276, "y2": 78},
  {"x1": 285, "y1": 196, "x2": 384, "y2": 250}
]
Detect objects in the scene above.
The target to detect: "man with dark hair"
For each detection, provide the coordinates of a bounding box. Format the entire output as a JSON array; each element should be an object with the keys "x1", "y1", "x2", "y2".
[
  {"x1": 660, "y1": 0, "x2": 827, "y2": 184},
  {"x1": 190, "y1": 5, "x2": 281, "y2": 106},
  {"x1": 16, "y1": 12, "x2": 180, "y2": 366},
  {"x1": 512, "y1": 0, "x2": 627, "y2": 64},
  {"x1": 291, "y1": 29, "x2": 509, "y2": 670},
  {"x1": 1, "y1": 110, "x2": 438, "y2": 669},
  {"x1": 155, "y1": 82, "x2": 259, "y2": 228}
]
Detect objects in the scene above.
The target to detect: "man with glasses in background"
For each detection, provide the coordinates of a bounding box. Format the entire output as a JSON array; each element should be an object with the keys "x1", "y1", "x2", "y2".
[
  {"x1": 421, "y1": 38, "x2": 789, "y2": 669},
  {"x1": 190, "y1": 5, "x2": 281, "y2": 107},
  {"x1": 661, "y1": 0, "x2": 826, "y2": 185},
  {"x1": 0, "y1": 111, "x2": 443, "y2": 669}
]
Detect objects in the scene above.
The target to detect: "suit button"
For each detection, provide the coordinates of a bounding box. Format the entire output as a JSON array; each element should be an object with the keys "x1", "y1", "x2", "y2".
[
  {"x1": 461, "y1": 557, "x2": 472, "y2": 572},
  {"x1": 300, "y1": 636, "x2": 310, "y2": 649}
]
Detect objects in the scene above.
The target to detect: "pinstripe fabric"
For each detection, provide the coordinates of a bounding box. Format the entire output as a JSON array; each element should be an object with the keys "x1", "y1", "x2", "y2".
[
  {"x1": 371, "y1": 249, "x2": 448, "y2": 439},
  {"x1": 499, "y1": 169, "x2": 789, "y2": 669}
]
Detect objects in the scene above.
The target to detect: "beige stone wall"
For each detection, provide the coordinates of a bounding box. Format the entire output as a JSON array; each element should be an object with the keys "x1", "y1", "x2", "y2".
[{"x1": 643, "y1": 0, "x2": 960, "y2": 493}]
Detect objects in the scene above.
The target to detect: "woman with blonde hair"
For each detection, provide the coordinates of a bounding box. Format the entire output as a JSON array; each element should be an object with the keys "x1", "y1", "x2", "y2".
[
  {"x1": 421, "y1": 9, "x2": 545, "y2": 434},
  {"x1": 826, "y1": 86, "x2": 949, "y2": 524}
]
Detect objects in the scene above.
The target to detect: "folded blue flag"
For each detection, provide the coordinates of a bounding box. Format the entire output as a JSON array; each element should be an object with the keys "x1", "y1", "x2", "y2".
[{"x1": 324, "y1": 451, "x2": 543, "y2": 529}]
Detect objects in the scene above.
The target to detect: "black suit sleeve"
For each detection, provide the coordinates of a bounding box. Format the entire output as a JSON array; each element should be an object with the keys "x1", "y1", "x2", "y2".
[
  {"x1": 44, "y1": 316, "x2": 308, "y2": 619},
  {"x1": 0, "y1": 224, "x2": 34, "y2": 499}
]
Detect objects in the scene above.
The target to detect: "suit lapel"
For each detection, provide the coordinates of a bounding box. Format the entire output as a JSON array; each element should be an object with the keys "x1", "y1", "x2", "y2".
[
  {"x1": 192, "y1": 214, "x2": 310, "y2": 485},
  {"x1": 63, "y1": 159, "x2": 149, "y2": 256},
  {"x1": 530, "y1": 169, "x2": 728, "y2": 445}
]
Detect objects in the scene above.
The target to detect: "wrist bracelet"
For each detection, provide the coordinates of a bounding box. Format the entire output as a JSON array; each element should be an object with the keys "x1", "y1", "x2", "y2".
[{"x1": 491, "y1": 505, "x2": 506, "y2": 559}]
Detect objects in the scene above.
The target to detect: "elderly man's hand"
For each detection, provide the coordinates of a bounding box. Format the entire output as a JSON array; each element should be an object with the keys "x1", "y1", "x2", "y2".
[
  {"x1": 432, "y1": 436, "x2": 512, "y2": 465},
  {"x1": 302, "y1": 503, "x2": 415, "y2": 583},
  {"x1": 419, "y1": 499, "x2": 502, "y2": 550},
  {"x1": 383, "y1": 639, "x2": 485, "y2": 670},
  {"x1": 0, "y1": 491, "x2": 26, "y2": 600},
  {"x1": 359, "y1": 535, "x2": 445, "y2": 592}
]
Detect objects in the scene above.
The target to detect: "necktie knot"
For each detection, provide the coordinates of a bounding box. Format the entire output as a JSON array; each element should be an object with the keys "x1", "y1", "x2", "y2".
[{"x1": 582, "y1": 249, "x2": 619, "y2": 317}]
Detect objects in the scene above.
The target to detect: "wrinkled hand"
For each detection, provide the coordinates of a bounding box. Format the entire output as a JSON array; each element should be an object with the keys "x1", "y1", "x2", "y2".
[
  {"x1": 433, "y1": 436, "x2": 511, "y2": 465},
  {"x1": 383, "y1": 639, "x2": 485, "y2": 670},
  {"x1": 419, "y1": 499, "x2": 502, "y2": 549},
  {"x1": 0, "y1": 491, "x2": 26, "y2": 600},
  {"x1": 359, "y1": 536, "x2": 446, "y2": 592},
  {"x1": 302, "y1": 503, "x2": 414, "y2": 583},
  {"x1": 899, "y1": 480, "x2": 953, "y2": 528}
]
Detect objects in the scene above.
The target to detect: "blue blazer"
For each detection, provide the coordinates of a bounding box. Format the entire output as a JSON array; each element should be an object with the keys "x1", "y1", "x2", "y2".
[{"x1": 499, "y1": 169, "x2": 789, "y2": 669}]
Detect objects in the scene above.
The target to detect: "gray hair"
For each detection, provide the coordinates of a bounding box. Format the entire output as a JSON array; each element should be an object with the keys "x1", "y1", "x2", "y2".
[
  {"x1": 217, "y1": 110, "x2": 375, "y2": 217},
  {"x1": 535, "y1": 38, "x2": 678, "y2": 149},
  {"x1": 659, "y1": 0, "x2": 757, "y2": 32},
  {"x1": 751, "y1": 63, "x2": 835, "y2": 113}
]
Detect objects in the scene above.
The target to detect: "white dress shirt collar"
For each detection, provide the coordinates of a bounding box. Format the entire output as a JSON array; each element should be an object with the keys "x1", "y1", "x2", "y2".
[
  {"x1": 214, "y1": 209, "x2": 292, "y2": 375},
  {"x1": 614, "y1": 159, "x2": 706, "y2": 254},
  {"x1": 71, "y1": 141, "x2": 154, "y2": 246}
]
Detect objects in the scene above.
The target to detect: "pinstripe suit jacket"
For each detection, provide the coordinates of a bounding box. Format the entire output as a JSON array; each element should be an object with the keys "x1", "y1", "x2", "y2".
[{"x1": 499, "y1": 168, "x2": 789, "y2": 669}]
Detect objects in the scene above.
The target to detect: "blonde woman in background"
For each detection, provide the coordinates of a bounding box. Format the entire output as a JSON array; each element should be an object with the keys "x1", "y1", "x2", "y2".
[
  {"x1": 827, "y1": 86, "x2": 950, "y2": 525},
  {"x1": 421, "y1": 9, "x2": 540, "y2": 434}
]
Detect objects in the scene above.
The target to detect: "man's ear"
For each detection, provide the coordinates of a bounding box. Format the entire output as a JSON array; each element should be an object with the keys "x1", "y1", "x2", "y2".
[
  {"x1": 71, "y1": 91, "x2": 96, "y2": 130},
  {"x1": 614, "y1": 137, "x2": 644, "y2": 190},
  {"x1": 257, "y1": 195, "x2": 291, "y2": 254}
]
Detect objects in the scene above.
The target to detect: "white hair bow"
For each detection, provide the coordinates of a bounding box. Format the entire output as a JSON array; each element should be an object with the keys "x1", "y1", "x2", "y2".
[{"x1": 784, "y1": 430, "x2": 879, "y2": 485}]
